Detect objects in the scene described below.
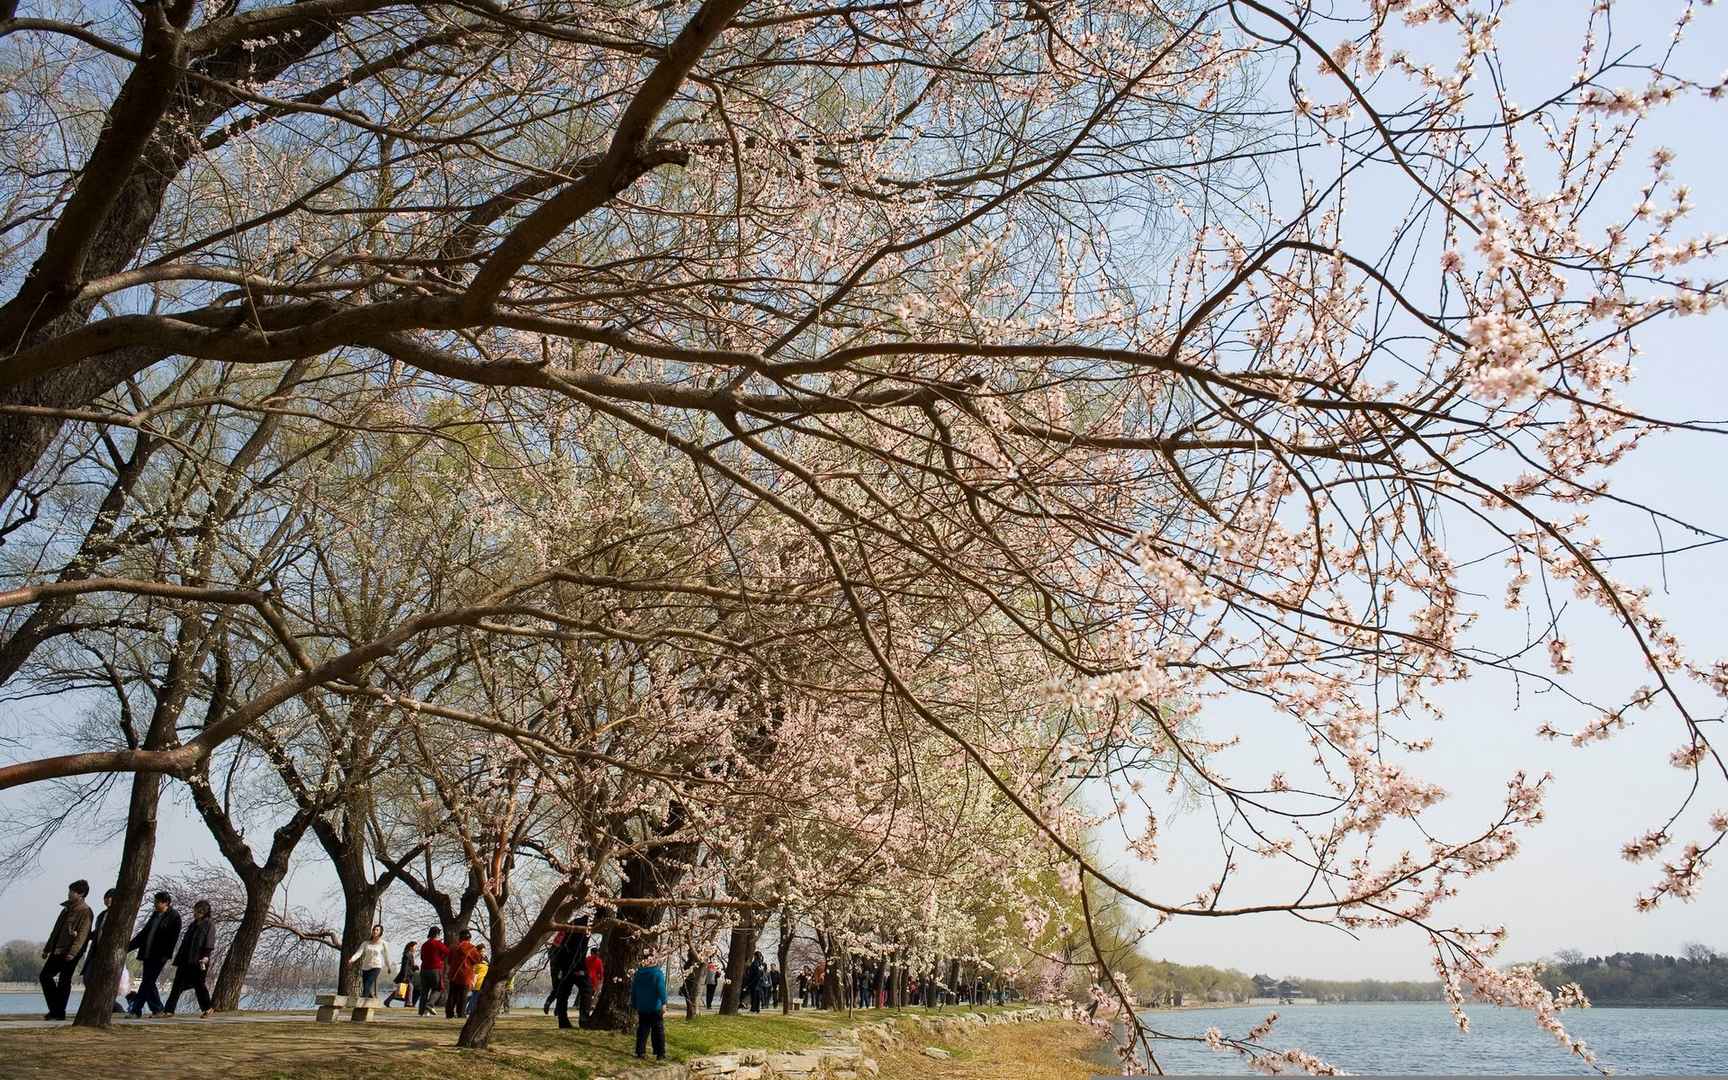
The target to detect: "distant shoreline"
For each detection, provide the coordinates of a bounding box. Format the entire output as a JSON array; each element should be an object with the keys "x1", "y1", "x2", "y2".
[{"x1": 1134, "y1": 999, "x2": 1728, "y2": 1011}]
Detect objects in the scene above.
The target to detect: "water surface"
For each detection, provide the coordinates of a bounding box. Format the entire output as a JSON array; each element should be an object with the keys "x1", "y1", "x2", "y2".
[{"x1": 1124, "y1": 1002, "x2": 1728, "y2": 1075}]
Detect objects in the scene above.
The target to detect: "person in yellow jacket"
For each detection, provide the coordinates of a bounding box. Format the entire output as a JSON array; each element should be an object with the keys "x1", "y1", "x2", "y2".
[{"x1": 466, "y1": 946, "x2": 489, "y2": 1015}]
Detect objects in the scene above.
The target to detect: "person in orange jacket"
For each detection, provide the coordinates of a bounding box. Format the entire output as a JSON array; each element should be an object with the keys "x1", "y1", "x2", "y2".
[{"x1": 445, "y1": 930, "x2": 482, "y2": 1019}]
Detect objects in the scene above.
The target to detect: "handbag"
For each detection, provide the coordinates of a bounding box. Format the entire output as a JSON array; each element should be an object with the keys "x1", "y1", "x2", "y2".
[{"x1": 396, "y1": 981, "x2": 410, "y2": 999}]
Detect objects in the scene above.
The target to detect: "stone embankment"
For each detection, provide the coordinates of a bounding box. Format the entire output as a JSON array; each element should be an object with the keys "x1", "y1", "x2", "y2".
[{"x1": 602, "y1": 1005, "x2": 1067, "y2": 1080}]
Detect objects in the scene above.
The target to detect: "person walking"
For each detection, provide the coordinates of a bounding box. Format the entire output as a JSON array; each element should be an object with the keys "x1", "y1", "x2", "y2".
[
  {"x1": 467, "y1": 945, "x2": 489, "y2": 1015},
  {"x1": 446, "y1": 930, "x2": 481, "y2": 1018},
  {"x1": 704, "y1": 963, "x2": 719, "y2": 1010},
  {"x1": 39, "y1": 879, "x2": 94, "y2": 1020},
  {"x1": 543, "y1": 930, "x2": 569, "y2": 1015},
  {"x1": 745, "y1": 950, "x2": 765, "y2": 1013},
  {"x1": 348, "y1": 924, "x2": 392, "y2": 999},
  {"x1": 550, "y1": 928, "x2": 586, "y2": 1029},
  {"x1": 417, "y1": 927, "x2": 448, "y2": 1016},
  {"x1": 580, "y1": 946, "x2": 604, "y2": 1027},
  {"x1": 163, "y1": 899, "x2": 216, "y2": 1017},
  {"x1": 797, "y1": 966, "x2": 809, "y2": 1009},
  {"x1": 631, "y1": 962, "x2": 667, "y2": 1061},
  {"x1": 385, "y1": 940, "x2": 418, "y2": 1007},
  {"x1": 127, "y1": 891, "x2": 181, "y2": 1017}
]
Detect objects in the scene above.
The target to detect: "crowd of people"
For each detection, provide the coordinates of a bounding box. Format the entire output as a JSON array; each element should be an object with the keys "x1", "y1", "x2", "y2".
[
  {"x1": 369, "y1": 926, "x2": 498, "y2": 1018},
  {"x1": 37, "y1": 880, "x2": 220, "y2": 1020},
  {"x1": 39, "y1": 878, "x2": 1003, "y2": 1051}
]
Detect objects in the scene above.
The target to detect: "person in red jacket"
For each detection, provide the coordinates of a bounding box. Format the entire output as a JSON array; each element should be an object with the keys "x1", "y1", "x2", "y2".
[
  {"x1": 417, "y1": 927, "x2": 448, "y2": 1017},
  {"x1": 446, "y1": 930, "x2": 482, "y2": 1019},
  {"x1": 580, "y1": 947, "x2": 604, "y2": 1026}
]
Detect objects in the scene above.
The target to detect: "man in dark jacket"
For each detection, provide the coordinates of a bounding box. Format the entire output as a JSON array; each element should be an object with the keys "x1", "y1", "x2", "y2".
[
  {"x1": 39, "y1": 879, "x2": 94, "y2": 1020},
  {"x1": 631, "y1": 963, "x2": 668, "y2": 1060},
  {"x1": 164, "y1": 899, "x2": 216, "y2": 1016},
  {"x1": 542, "y1": 930, "x2": 569, "y2": 1015},
  {"x1": 127, "y1": 891, "x2": 181, "y2": 1017},
  {"x1": 550, "y1": 928, "x2": 587, "y2": 1029}
]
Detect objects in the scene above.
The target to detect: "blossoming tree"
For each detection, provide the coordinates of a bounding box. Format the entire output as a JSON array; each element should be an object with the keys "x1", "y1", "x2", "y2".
[{"x1": 1, "y1": 0, "x2": 1726, "y2": 1070}]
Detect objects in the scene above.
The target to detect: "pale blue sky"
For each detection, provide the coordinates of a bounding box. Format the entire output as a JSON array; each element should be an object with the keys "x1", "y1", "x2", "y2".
[{"x1": 1100, "y1": 0, "x2": 1728, "y2": 978}]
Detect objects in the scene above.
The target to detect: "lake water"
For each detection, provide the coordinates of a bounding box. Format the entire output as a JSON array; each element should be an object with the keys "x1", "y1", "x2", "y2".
[{"x1": 1125, "y1": 1003, "x2": 1728, "y2": 1075}]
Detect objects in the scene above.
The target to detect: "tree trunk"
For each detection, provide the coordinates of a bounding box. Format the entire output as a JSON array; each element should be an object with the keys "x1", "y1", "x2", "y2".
[
  {"x1": 314, "y1": 798, "x2": 388, "y2": 996},
  {"x1": 455, "y1": 884, "x2": 573, "y2": 1049},
  {"x1": 72, "y1": 637, "x2": 198, "y2": 1028},
  {"x1": 719, "y1": 921, "x2": 755, "y2": 1015},
  {"x1": 592, "y1": 835, "x2": 699, "y2": 1030},
  {"x1": 212, "y1": 871, "x2": 278, "y2": 1010},
  {"x1": 335, "y1": 879, "x2": 378, "y2": 996},
  {"x1": 684, "y1": 948, "x2": 700, "y2": 1020},
  {"x1": 0, "y1": 22, "x2": 363, "y2": 504},
  {"x1": 777, "y1": 910, "x2": 793, "y2": 1015},
  {"x1": 823, "y1": 961, "x2": 843, "y2": 1012},
  {"x1": 592, "y1": 906, "x2": 636, "y2": 1031},
  {"x1": 73, "y1": 769, "x2": 164, "y2": 1027},
  {"x1": 456, "y1": 978, "x2": 508, "y2": 1048}
]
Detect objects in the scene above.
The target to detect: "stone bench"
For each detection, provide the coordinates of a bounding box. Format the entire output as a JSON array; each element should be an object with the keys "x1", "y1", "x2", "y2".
[{"x1": 314, "y1": 993, "x2": 383, "y2": 1023}]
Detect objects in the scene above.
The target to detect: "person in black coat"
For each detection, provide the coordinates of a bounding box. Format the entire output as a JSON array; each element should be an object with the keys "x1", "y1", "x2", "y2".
[
  {"x1": 552, "y1": 927, "x2": 588, "y2": 1029},
  {"x1": 746, "y1": 951, "x2": 766, "y2": 1013},
  {"x1": 127, "y1": 891, "x2": 181, "y2": 1017},
  {"x1": 542, "y1": 931, "x2": 569, "y2": 1015},
  {"x1": 164, "y1": 899, "x2": 216, "y2": 1017}
]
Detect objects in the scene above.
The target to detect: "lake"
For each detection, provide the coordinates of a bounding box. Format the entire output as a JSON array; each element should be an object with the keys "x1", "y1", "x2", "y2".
[{"x1": 1124, "y1": 1002, "x2": 1728, "y2": 1075}]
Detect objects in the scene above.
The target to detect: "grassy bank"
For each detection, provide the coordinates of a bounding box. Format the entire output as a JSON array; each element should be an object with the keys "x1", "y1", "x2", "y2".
[
  {"x1": 873, "y1": 1018, "x2": 1104, "y2": 1080},
  {"x1": 0, "y1": 1004, "x2": 1063, "y2": 1079}
]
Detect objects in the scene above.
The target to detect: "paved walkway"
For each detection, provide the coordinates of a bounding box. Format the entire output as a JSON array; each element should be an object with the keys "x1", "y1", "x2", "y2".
[{"x1": 0, "y1": 1006, "x2": 489, "y2": 1030}]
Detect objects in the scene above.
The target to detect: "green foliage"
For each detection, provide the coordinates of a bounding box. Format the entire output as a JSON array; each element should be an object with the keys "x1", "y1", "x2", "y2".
[
  {"x1": 1, "y1": 939, "x2": 41, "y2": 981},
  {"x1": 1298, "y1": 977, "x2": 1443, "y2": 1003},
  {"x1": 1136, "y1": 959, "x2": 1257, "y2": 1004},
  {"x1": 1541, "y1": 948, "x2": 1728, "y2": 1006}
]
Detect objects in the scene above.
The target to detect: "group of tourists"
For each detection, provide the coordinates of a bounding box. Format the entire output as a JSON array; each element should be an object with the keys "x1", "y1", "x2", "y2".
[
  {"x1": 39, "y1": 879, "x2": 509, "y2": 1023},
  {"x1": 38, "y1": 880, "x2": 220, "y2": 1021},
  {"x1": 41, "y1": 879, "x2": 1002, "y2": 1042},
  {"x1": 523, "y1": 913, "x2": 666, "y2": 1060},
  {"x1": 791, "y1": 961, "x2": 1007, "y2": 1011},
  {"x1": 377, "y1": 926, "x2": 494, "y2": 1018}
]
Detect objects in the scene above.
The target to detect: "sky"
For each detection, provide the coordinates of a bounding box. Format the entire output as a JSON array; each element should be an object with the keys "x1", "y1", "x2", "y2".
[
  {"x1": 1094, "y1": 0, "x2": 1728, "y2": 979},
  {"x1": 3, "y1": 1, "x2": 1727, "y2": 985}
]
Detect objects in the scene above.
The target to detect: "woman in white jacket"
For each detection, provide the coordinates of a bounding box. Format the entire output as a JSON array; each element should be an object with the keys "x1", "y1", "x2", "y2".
[{"x1": 349, "y1": 925, "x2": 393, "y2": 999}]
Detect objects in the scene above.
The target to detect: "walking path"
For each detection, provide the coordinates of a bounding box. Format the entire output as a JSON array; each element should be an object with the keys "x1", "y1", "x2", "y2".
[{"x1": 0, "y1": 1004, "x2": 511, "y2": 1029}]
